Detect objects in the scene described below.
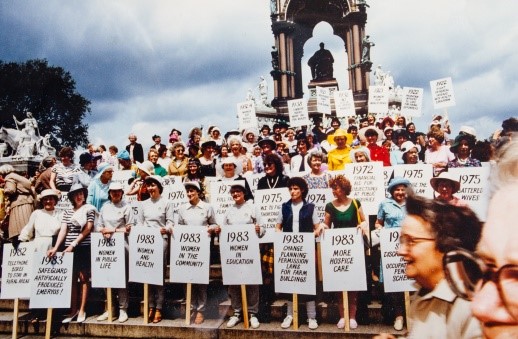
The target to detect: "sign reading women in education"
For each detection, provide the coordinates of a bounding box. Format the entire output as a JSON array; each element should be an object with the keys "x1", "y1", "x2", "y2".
[
  {"x1": 448, "y1": 167, "x2": 490, "y2": 221},
  {"x1": 1, "y1": 242, "x2": 34, "y2": 299},
  {"x1": 219, "y1": 224, "x2": 262, "y2": 285},
  {"x1": 344, "y1": 162, "x2": 385, "y2": 215},
  {"x1": 287, "y1": 98, "x2": 310, "y2": 128},
  {"x1": 333, "y1": 90, "x2": 356, "y2": 117},
  {"x1": 169, "y1": 226, "x2": 211, "y2": 285},
  {"x1": 274, "y1": 232, "x2": 316, "y2": 295},
  {"x1": 321, "y1": 228, "x2": 367, "y2": 292},
  {"x1": 237, "y1": 101, "x2": 258, "y2": 131},
  {"x1": 401, "y1": 87, "x2": 424, "y2": 117},
  {"x1": 380, "y1": 228, "x2": 415, "y2": 293},
  {"x1": 30, "y1": 252, "x2": 74, "y2": 308},
  {"x1": 394, "y1": 164, "x2": 434, "y2": 198},
  {"x1": 254, "y1": 187, "x2": 290, "y2": 243},
  {"x1": 91, "y1": 232, "x2": 126, "y2": 288},
  {"x1": 430, "y1": 77, "x2": 456, "y2": 109},
  {"x1": 129, "y1": 227, "x2": 164, "y2": 286}
]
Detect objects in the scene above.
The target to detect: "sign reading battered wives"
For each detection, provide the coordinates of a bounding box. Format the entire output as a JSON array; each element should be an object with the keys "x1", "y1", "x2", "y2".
[
  {"x1": 30, "y1": 252, "x2": 73, "y2": 308},
  {"x1": 274, "y1": 232, "x2": 316, "y2": 295},
  {"x1": 287, "y1": 98, "x2": 310, "y2": 127},
  {"x1": 448, "y1": 166, "x2": 490, "y2": 221},
  {"x1": 91, "y1": 232, "x2": 126, "y2": 288},
  {"x1": 1, "y1": 243, "x2": 34, "y2": 299},
  {"x1": 219, "y1": 224, "x2": 262, "y2": 285},
  {"x1": 129, "y1": 227, "x2": 163, "y2": 286},
  {"x1": 321, "y1": 228, "x2": 367, "y2": 292},
  {"x1": 380, "y1": 228, "x2": 415, "y2": 293},
  {"x1": 394, "y1": 164, "x2": 434, "y2": 198},
  {"x1": 169, "y1": 226, "x2": 210, "y2": 285},
  {"x1": 254, "y1": 188, "x2": 290, "y2": 243},
  {"x1": 344, "y1": 162, "x2": 384, "y2": 215}
]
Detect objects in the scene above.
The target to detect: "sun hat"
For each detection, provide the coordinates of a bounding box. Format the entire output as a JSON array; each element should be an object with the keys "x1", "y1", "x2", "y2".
[
  {"x1": 221, "y1": 157, "x2": 237, "y2": 168},
  {"x1": 67, "y1": 183, "x2": 88, "y2": 201},
  {"x1": 258, "y1": 138, "x2": 276, "y2": 150},
  {"x1": 349, "y1": 147, "x2": 371, "y2": 162},
  {"x1": 116, "y1": 150, "x2": 131, "y2": 160},
  {"x1": 39, "y1": 189, "x2": 60, "y2": 201},
  {"x1": 449, "y1": 133, "x2": 476, "y2": 153},
  {"x1": 183, "y1": 181, "x2": 200, "y2": 191},
  {"x1": 108, "y1": 182, "x2": 124, "y2": 192},
  {"x1": 137, "y1": 161, "x2": 154, "y2": 176},
  {"x1": 430, "y1": 172, "x2": 461, "y2": 194},
  {"x1": 144, "y1": 175, "x2": 164, "y2": 193},
  {"x1": 387, "y1": 177, "x2": 411, "y2": 194}
]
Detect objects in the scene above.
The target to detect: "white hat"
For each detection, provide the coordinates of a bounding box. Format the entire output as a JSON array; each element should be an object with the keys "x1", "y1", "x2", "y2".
[
  {"x1": 137, "y1": 161, "x2": 155, "y2": 176},
  {"x1": 221, "y1": 157, "x2": 237, "y2": 168},
  {"x1": 459, "y1": 125, "x2": 477, "y2": 138},
  {"x1": 183, "y1": 181, "x2": 200, "y2": 191},
  {"x1": 39, "y1": 189, "x2": 60, "y2": 200},
  {"x1": 108, "y1": 182, "x2": 124, "y2": 191}
]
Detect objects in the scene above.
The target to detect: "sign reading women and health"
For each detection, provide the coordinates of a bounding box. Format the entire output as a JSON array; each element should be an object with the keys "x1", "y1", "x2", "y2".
[
  {"x1": 91, "y1": 232, "x2": 126, "y2": 288},
  {"x1": 1, "y1": 242, "x2": 34, "y2": 299},
  {"x1": 30, "y1": 252, "x2": 74, "y2": 308},
  {"x1": 129, "y1": 227, "x2": 164, "y2": 286},
  {"x1": 380, "y1": 228, "x2": 416, "y2": 293}
]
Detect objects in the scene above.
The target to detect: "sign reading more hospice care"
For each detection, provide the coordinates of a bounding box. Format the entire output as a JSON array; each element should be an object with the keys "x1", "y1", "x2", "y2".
[
  {"x1": 287, "y1": 98, "x2": 310, "y2": 128},
  {"x1": 129, "y1": 227, "x2": 164, "y2": 286},
  {"x1": 219, "y1": 224, "x2": 262, "y2": 285},
  {"x1": 237, "y1": 101, "x2": 258, "y2": 131},
  {"x1": 91, "y1": 232, "x2": 126, "y2": 288},
  {"x1": 169, "y1": 226, "x2": 211, "y2": 285},
  {"x1": 430, "y1": 77, "x2": 456, "y2": 109},
  {"x1": 1, "y1": 242, "x2": 34, "y2": 299},
  {"x1": 380, "y1": 228, "x2": 416, "y2": 293},
  {"x1": 254, "y1": 187, "x2": 291, "y2": 243}
]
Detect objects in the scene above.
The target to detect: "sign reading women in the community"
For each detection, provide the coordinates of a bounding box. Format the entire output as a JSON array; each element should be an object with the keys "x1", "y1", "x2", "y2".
[
  {"x1": 287, "y1": 98, "x2": 310, "y2": 127},
  {"x1": 91, "y1": 232, "x2": 126, "y2": 288},
  {"x1": 1, "y1": 242, "x2": 34, "y2": 299},
  {"x1": 380, "y1": 228, "x2": 415, "y2": 293},
  {"x1": 169, "y1": 226, "x2": 211, "y2": 285},
  {"x1": 320, "y1": 228, "x2": 367, "y2": 292},
  {"x1": 129, "y1": 227, "x2": 164, "y2": 286},
  {"x1": 344, "y1": 162, "x2": 385, "y2": 215},
  {"x1": 30, "y1": 252, "x2": 74, "y2": 308},
  {"x1": 254, "y1": 187, "x2": 290, "y2": 243},
  {"x1": 394, "y1": 164, "x2": 434, "y2": 198},
  {"x1": 219, "y1": 224, "x2": 262, "y2": 285},
  {"x1": 274, "y1": 232, "x2": 316, "y2": 295},
  {"x1": 447, "y1": 167, "x2": 490, "y2": 221},
  {"x1": 430, "y1": 77, "x2": 456, "y2": 109}
]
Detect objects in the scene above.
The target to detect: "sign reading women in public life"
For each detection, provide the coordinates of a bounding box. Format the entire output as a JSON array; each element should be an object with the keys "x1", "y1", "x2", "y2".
[
  {"x1": 1, "y1": 242, "x2": 34, "y2": 299},
  {"x1": 380, "y1": 228, "x2": 415, "y2": 293},
  {"x1": 219, "y1": 224, "x2": 262, "y2": 285},
  {"x1": 320, "y1": 228, "x2": 367, "y2": 292},
  {"x1": 274, "y1": 232, "x2": 316, "y2": 295},
  {"x1": 91, "y1": 232, "x2": 126, "y2": 288},
  {"x1": 129, "y1": 226, "x2": 164, "y2": 286},
  {"x1": 254, "y1": 187, "x2": 291, "y2": 243}
]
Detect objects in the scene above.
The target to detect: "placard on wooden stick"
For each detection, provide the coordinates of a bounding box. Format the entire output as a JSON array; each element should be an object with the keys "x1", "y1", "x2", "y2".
[
  {"x1": 128, "y1": 227, "x2": 164, "y2": 286},
  {"x1": 91, "y1": 232, "x2": 126, "y2": 288},
  {"x1": 30, "y1": 252, "x2": 74, "y2": 308},
  {"x1": 380, "y1": 228, "x2": 416, "y2": 293},
  {"x1": 1, "y1": 242, "x2": 34, "y2": 299}
]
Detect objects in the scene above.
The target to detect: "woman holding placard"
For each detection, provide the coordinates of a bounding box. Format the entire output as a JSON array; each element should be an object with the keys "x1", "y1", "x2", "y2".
[
  {"x1": 323, "y1": 175, "x2": 367, "y2": 329},
  {"x1": 275, "y1": 177, "x2": 324, "y2": 330},
  {"x1": 96, "y1": 182, "x2": 134, "y2": 323},
  {"x1": 48, "y1": 184, "x2": 96, "y2": 324},
  {"x1": 374, "y1": 177, "x2": 411, "y2": 331},
  {"x1": 223, "y1": 182, "x2": 264, "y2": 329}
]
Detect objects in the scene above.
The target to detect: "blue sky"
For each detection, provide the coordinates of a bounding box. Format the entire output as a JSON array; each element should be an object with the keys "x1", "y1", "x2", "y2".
[{"x1": 0, "y1": 0, "x2": 516, "y2": 150}]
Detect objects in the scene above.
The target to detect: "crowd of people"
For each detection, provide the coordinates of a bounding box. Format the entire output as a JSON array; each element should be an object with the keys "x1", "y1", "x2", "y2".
[{"x1": 0, "y1": 114, "x2": 516, "y2": 336}]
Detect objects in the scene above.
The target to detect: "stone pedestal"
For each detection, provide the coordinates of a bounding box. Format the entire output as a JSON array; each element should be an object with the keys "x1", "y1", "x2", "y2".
[
  {"x1": 0, "y1": 158, "x2": 41, "y2": 176},
  {"x1": 307, "y1": 79, "x2": 339, "y2": 118}
]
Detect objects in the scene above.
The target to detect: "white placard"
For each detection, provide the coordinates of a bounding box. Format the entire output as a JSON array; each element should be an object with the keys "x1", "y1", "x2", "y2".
[
  {"x1": 91, "y1": 232, "x2": 126, "y2": 288},
  {"x1": 316, "y1": 86, "x2": 331, "y2": 115},
  {"x1": 333, "y1": 90, "x2": 356, "y2": 117},
  {"x1": 383, "y1": 166, "x2": 394, "y2": 198},
  {"x1": 274, "y1": 232, "x2": 316, "y2": 295},
  {"x1": 243, "y1": 172, "x2": 262, "y2": 197},
  {"x1": 344, "y1": 162, "x2": 385, "y2": 215},
  {"x1": 430, "y1": 77, "x2": 456, "y2": 109},
  {"x1": 55, "y1": 192, "x2": 73, "y2": 222},
  {"x1": 380, "y1": 228, "x2": 416, "y2": 293},
  {"x1": 321, "y1": 228, "x2": 367, "y2": 292},
  {"x1": 30, "y1": 252, "x2": 74, "y2": 308},
  {"x1": 287, "y1": 99, "x2": 310, "y2": 128},
  {"x1": 393, "y1": 164, "x2": 434, "y2": 198},
  {"x1": 219, "y1": 225, "x2": 262, "y2": 285},
  {"x1": 162, "y1": 175, "x2": 189, "y2": 209},
  {"x1": 306, "y1": 189, "x2": 334, "y2": 223},
  {"x1": 254, "y1": 188, "x2": 291, "y2": 243},
  {"x1": 237, "y1": 101, "x2": 258, "y2": 131},
  {"x1": 368, "y1": 85, "x2": 389, "y2": 114},
  {"x1": 1, "y1": 243, "x2": 34, "y2": 299},
  {"x1": 401, "y1": 87, "x2": 424, "y2": 117},
  {"x1": 210, "y1": 180, "x2": 245, "y2": 225},
  {"x1": 448, "y1": 167, "x2": 490, "y2": 221},
  {"x1": 129, "y1": 227, "x2": 164, "y2": 286},
  {"x1": 169, "y1": 226, "x2": 211, "y2": 284}
]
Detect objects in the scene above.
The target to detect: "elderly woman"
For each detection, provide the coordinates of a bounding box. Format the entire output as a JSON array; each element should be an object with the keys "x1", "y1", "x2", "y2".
[
  {"x1": 95, "y1": 182, "x2": 134, "y2": 323},
  {"x1": 168, "y1": 142, "x2": 189, "y2": 176},
  {"x1": 137, "y1": 175, "x2": 174, "y2": 323},
  {"x1": 424, "y1": 128, "x2": 454, "y2": 175},
  {"x1": 276, "y1": 177, "x2": 324, "y2": 330},
  {"x1": 447, "y1": 133, "x2": 481, "y2": 168},
  {"x1": 87, "y1": 163, "x2": 114, "y2": 211},
  {"x1": 302, "y1": 151, "x2": 329, "y2": 189},
  {"x1": 430, "y1": 172, "x2": 467, "y2": 207},
  {"x1": 350, "y1": 147, "x2": 371, "y2": 163},
  {"x1": 327, "y1": 129, "x2": 352, "y2": 170},
  {"x1": 50, "y1": 146, "x2": 81, "y2": 192},
  {"x1": 400, "y1": 141, "x2": 421, "y2": 165},
  {"x1": 227, "y1": 136, "x2": 252, "y2": 175},
  {"x1": 374, "y1": 177, "x2": 412, "y2": 330},
  {"x1": 218, "y1": 158, "x2": 254, "y2": 201},
  {"x1": 148, "y1": 149, "x2": 167, "y2": 177},
  {"x1": 242, "y1": 129, "x2": 257, "y2": 155},
  {"x1": 49, "y1": 184, "x2": 96, "y2": 323},
  {"x1": 177, "y1": 181, "x2": 218, "y2": 324},
  {"x1": 324, "y1": 174, "x2": 367, "y2": 329}
]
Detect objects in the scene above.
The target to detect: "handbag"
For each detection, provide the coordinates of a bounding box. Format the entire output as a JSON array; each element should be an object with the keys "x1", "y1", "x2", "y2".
[
  {"x1": 352, "y1": 199, "x2": 369, "y2": 249},
  {"x1": 370, "y1": 229, "x2": 381, "y2": 247}
]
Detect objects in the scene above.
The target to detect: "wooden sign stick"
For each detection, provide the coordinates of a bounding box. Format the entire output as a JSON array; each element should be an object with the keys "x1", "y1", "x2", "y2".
[{"x1": 241, "y1": 285, "x2": 249, "y2": 329}]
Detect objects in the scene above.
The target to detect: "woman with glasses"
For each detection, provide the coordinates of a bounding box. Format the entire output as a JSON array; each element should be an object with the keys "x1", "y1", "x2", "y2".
[{"x1": 168, "y1": 142, "x2": 189, "y2": 176}]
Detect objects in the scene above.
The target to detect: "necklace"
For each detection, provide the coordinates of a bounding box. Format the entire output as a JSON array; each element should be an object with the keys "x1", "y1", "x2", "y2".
[{"x1": 267, "y1": 176, "x2": 279, "y2": 189}]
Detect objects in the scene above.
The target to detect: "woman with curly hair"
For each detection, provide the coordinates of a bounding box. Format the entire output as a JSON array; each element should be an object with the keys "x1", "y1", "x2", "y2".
[
  {"x1": 50, "y1": 146, "x2": 81, "y2": 192},
  {"x1": 424, "y1": 127, "x2": 454, "y2": 175}
]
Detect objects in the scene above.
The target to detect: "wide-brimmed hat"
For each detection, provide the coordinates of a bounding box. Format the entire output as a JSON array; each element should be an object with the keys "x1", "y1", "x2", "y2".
[
  {"x1": 258, "y1": 138, "x2": 276, "y2": 150},
  {"x1": 39, "y1": 189, "x2": 60, "y2": 201},
  {"x1": 95, "y1": 163, "x2": 114, "y2": 178},
  {"x1": 144, "y1": 175, "x2": 164, "y2": 193},
  {"x1": 449, "y1": 133, "x2": 476, "y2": 153},
  {"x1": 358, "y1": 126, "x2": 382, "y2": 140},
  {"x1": 221, "y1": 157, "x2": 237, "y2": 168},
  {"x1": 230, "y1": 181, "x2": 246, "y2": 191},
  {"x1": 116, "y1": 150, "x2": 130, "y2": 160},
  {"x1": 79, "y1": 152, "x2": 93, "y2": 166},
  {"x1": 459, "y1": 125, "x2": 477, "y2": 138},
  {"x1": 430, "y1": 172, "x2": 461, "y2": 194},
  {"x1": 201, "y1": 140, "x2": 217, "y2": 149},
  {"x1": 349, "y1": 147, "x2": 371, "y2": 162},
  {"x1": 224, "y1": 129, "x2": 240, "y2": 140},
  {"x1": 137, "y1": 161, "x2": 154, "y2": 176},
  {"x1": 108, "y1": 182, "x2": 124, "y2": 192},
  {"x1": 333, "y1": 129, "x2": 348, "y2": 139},
  {"x1": 387, "y1": 177, "x2": 411, "y2": 194},
  {"x1": 183, "y1": 181, "x2": 201, "y2": 191},
  {"x1": 67, "y1": 183, "x2": 88, "y2": 201},
  {"x1": 400, "y1": 141, "x2": 421, "y2": 154}
]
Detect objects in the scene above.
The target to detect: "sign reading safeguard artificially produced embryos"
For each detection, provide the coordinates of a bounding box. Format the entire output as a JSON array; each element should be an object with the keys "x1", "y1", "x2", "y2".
[
  {"x1": 321, "y1": 228, "x2": 367, "y2": 292},
  {"x1": 344, "y1": 162, "x2": 385, "y2": 215},
  {"x1": 91, "y1": 232, "x2": 126, "y2": 288},
  {"x1": 380, "y1": 228, "x2": 416, "y2": 293},
  {"x1": 254, "y1": 188, "x2": 291, "y2": 243},
  {"x1": 287, "y1": 98, "x2": 310, "y2": 127},
  {"x1": 316, "y1": 86, "x2": 331, "y2": 115},
  {"x1": 1, "y1": 242, "x2": 34, "y2": 299},
  {"x1": 448, "y1": 167, "x2": 490, "y2": 221},
  {"x1": 394, "y1": 164, "x2": 434, "y2": 198},
  {"x1": 237, "y1": 100, "x2": 258, "y2": 131},
  {"x1": 169, "y1": 226, "x2": 211, "y2": 285},
  {"x1": 219, "y1": 224, "x2": 262, "y2": 285},
  {"x1": 430, "y1": 77, "x2": 456, "y2": 109},
  {"x1": 129, "y1": 227, "x2": 164, "y2": 286},
  {"x1": 274, "y1": 232, "x2": 316, "y2": 295},
  {"x1": 367, "y1": 85, "x2": 389, "y2": 113},
  {"x1": 210, "y1": 181, "x2": 245, "y2": 225},
  {"x1": 401, "y1": 87, "x2": 424, "y2": 117},
  {"x1": 30, "y1": 252, "x2": 73, "y2": 308},
  {"x1": 334, "y1": 90, "x2": 356, "y2": 117}
]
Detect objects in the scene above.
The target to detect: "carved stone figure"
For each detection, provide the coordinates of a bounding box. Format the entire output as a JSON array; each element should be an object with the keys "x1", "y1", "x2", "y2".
[
  {"x1": 308, "y1": 42, "x2": 334, "y2": 81},
  {"x1": 258, "y1": 76, "x2": 269, "y2": 107},
  {"x1": 361, "y1": 35, "x2": 375, "y2": 64}
]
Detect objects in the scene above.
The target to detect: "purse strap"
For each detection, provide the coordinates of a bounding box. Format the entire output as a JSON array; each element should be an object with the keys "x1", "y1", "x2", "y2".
[{"x1": 352, "y1": 198, "x2": 361, "y2": 224}]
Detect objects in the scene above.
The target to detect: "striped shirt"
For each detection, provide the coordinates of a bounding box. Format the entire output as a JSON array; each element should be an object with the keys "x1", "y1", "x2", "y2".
[{"x1": 63, "y1": 206, "x2": 95, "y2": 247}]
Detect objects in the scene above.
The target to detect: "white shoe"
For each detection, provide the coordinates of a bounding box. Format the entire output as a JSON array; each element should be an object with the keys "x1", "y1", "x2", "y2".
[
  {"x1": 249, "y1": 314, "x2": 260, "y2": 329},
  {"x1": 76, "y1": 312, "x2": 86, "y2": 323},
  {"x1": 281, "y1": 315, "x2": 293, "y2": 329},
  {"x1": 96, "y1": 311, "x2": 109, "y2": 321},
  {"x1": 394, "y1": 316, "x2": 404, "y2": 331},
  {"x1": 349, "y1": 318, "x2": 358, "y2": 329},
  {"x1": 308, "y1": 318, "x2": 318, "y2": 330},
  {"x1": 226, "y1": 314, "x2": 241, "y2": 328},
  {"x1": 337, "y1": 317, "x2": 345, "y2": 329},
  {"x1": 118, "y1": 309, "x2": 128, "y2": 323}
]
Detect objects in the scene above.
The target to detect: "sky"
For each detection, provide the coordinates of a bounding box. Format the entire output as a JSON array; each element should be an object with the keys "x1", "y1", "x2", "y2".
[{"x1": 0, "y1": 0, "x2": 516, "y2": 151}]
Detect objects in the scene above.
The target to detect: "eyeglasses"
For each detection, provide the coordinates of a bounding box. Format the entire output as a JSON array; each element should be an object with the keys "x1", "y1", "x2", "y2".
[
  {"x1": 399, "y1": 234, "x2": 435, "y2": 249},
  {"x1": 264, "y1": 162, "x2": 275, "y2": 167},
  {"x1": 230, "y1": 190, "x2": 243, "y2": 195},
  {"x1": 443, "y1": 249, "x2": 518, "y2": 320}
]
